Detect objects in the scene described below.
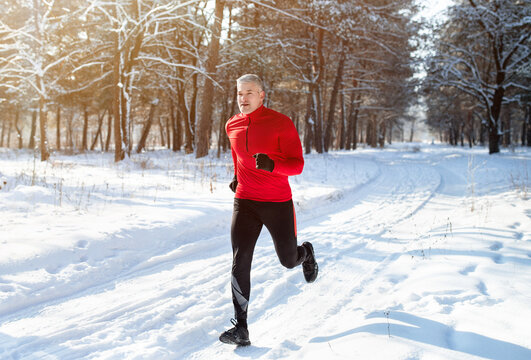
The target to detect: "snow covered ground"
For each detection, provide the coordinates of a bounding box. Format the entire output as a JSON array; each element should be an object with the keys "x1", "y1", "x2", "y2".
[{"x1": 0, "y1": 143, "x2": 530, "y2": 360}]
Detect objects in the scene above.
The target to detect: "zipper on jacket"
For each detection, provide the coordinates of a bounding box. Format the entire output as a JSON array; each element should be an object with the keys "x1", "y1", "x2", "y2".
[{"x1": 245, "y1": 116, "x2": 250, "y2": 152}]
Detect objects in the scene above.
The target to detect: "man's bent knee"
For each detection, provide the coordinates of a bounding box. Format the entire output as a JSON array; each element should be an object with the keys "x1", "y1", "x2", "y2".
[{"x1": 279, "y1": 256, "x2": 298, "y2": 269}]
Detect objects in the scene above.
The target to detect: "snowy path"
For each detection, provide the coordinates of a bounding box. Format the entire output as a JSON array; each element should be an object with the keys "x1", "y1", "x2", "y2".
[{"x1": 0, "y1": 145, "x2": 530, "y2": 359}]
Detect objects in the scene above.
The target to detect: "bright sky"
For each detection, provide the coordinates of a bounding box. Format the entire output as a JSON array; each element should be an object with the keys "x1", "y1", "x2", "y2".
[{"x1": 417, "y1": 0, "x2": 454, "y2": 20}]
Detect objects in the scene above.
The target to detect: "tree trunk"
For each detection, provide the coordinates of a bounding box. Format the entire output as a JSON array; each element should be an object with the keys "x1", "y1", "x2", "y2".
[
  {"x1": 452, "y1": 118, "x2": 460, "y2": 146},
  {"x1": 359, "y1": 118, "x2": 364, "y2": 144},
  {"x1": 0, "y1": 118, "x2": 5, "y2": 147},
  {"x1": 409, "y1": 118, "x2": 416, "y2": 142},
  {"x1": 366, "y1": 118, "x2": 372, "y2": 146},
  {"x1": 346, "y1": 94, "x2": 360, "y2": 150},
  {"x1": 82, "y1": 104, "x2": 89, "y2": 151},
  {"x1": 345, "y1": 98, "x2": 353, "y2": 150},
  {"x1": 119, "y1": 78, "x2": 128, "y2": 154},
  {"x1": 479, "y1": 120, "x2": 486, "y2": 146},
  {"x1": 488, "y1": 128, "x2": 500, "y2": 154},
  {"x1": 503, "y1": 108, "x2": 511, "y2": 147},
  {"x1": 487, "y1": 92, "x2": 502, "y2": 154},
  {"x1": 120, "y1": 25, "x2": 145, "y2": 156},
  {"x1": 180, "y1": 88, "x2": 194, "y2": 154},
  {"x1": 313, "y1": 84, "x2": 324, "y2": 153},
  {"x1": 165, "y1": 116, "x2": 171, "y2": 149},
  {"x1": 6, "y1": 118, "x2": 12, "y2": 147},
  {"x1": 31, "y1": 0, "x2": 49, "y2": 160},
  {"x1": 29, "y1": 110, "x2": 37, "y2": 149},
  {"x1": 352, "y1": 108, "x2": 359, "y2": 150},
  {"x1": 379, "y1": 121, "x2": 386, "y2": 148},
  {"x1": 221, "y1": 89, "x2": 237, "y2": 153},
  {"x1": 487, "y1": 76, "x2": 505, "y2": 154},
  {"x1": 38, "y1": 96, "x2": 49, "y2": 161},
  {"x1": 217, "y1": 93, "x2": 229, "y2": 158},
  {"x1": 170, "y1": 99, "x2": 181, "y2": 152},
  {"x1": 466, "y1": 110, "x2": 474, "y2": 148},
  {"x1": 526, "y1": 104, "x2": 531, "y2": 146},
  {"x1": 91, "y1": 109, "x2": 106, "y2": 151},
  {"x1": 521, "y1": 106, "x2": 527, "y2": 146},
  {"x1": 311, "y1": 28, "x2": 325, "y2": 154},
  {"x1": 14, "y1": 107, "x2": 23, "y2": 149},
  {"x1": 324, "y1": 48, "x2": 346, "y2": 152},
  {"x1": 460, "y1": 120, "x2": 465, "y2": 147},
  {"x1": 195, "y1": 0, "x2": 225, "y2": 158},
  {"x1": 136, "y1": 101, "x2": 156, "y2": 153},
  {"x1": 39, "y1": 96, "x2": 50, "y2": 161},
  {"x1": 113, "y1": 45, "x2": 124, "y2": 161},
  {"x1": 367, "y1": 116, "x2": 378, "y2": 148},
  {"x1": 158, "y1": 116, "x2": 166, "y2": 148},
  {"x1": 105, "y1": 108, "x2": 112, "y2": 152},
  {"x1": 56, "y1": 104, "x2": 61, "y2": 151},
  {"x1": 304, "y1": 84, "x2": 314, "y2": 154},
  {"x1": 66, "y1": 113, "x2": 74, "y2": 150},
  {"x1": 339, "y1": 92, "x2": 346, "y2": 150}
]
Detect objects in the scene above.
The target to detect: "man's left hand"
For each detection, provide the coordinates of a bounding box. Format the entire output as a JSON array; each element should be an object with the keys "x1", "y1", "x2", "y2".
[{"x1": 253, "y1": 153, "x2": 274, "y2": 172}]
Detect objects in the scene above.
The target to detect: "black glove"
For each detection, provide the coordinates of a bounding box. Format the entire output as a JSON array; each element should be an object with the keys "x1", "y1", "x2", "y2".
[
  {"x1": 229, "y1": 175, "x2": 238, "y2": 193},
  {"x1": 253, "y1": 153, "x2": 274, "y2": 172}
]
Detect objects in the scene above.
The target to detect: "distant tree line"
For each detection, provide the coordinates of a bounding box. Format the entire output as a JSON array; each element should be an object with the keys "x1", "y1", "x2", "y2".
[
  {"x1": 1, "y1": 0, "x2": 419, "y2": 161},
  {"x1": 422, "y1": 0, "x2": 530, "y2": 154}
]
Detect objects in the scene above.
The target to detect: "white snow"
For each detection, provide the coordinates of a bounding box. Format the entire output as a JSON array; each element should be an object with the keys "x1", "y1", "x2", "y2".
[{"x1": 0, "y1": 143, "x2": 530, "y2": 360}]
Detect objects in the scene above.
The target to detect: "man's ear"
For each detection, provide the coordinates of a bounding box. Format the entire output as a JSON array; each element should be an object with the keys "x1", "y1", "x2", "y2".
[{"x1": 259, "y1": 90, "x2": 265, "y2": 102}]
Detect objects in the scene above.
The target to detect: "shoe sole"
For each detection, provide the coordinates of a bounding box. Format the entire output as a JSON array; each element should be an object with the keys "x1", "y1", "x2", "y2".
[{"x1": 219, "y1": 336, "x2": 251, "y2": 346}]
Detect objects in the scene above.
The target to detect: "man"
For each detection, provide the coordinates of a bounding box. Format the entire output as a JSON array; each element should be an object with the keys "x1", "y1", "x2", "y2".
[{"x1": 219, "y1": 74, "x2": 318, "y2": 347}]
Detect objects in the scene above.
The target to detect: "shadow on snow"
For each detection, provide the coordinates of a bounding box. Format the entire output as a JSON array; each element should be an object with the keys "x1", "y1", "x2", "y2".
[{"x1": 310, "y1": 311, "x2": 531, "y2": 360}]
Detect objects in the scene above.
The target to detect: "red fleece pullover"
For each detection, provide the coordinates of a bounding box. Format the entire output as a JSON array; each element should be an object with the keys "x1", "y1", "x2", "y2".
[{"x1": 226, "y1": 105, "x2": 304, "y2": 202}]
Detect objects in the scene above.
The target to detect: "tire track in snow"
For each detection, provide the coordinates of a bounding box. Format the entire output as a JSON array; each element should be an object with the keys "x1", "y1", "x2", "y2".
[
  {"x1": 0, "y1": 210, "x2": 234, "y2": 321},
  {"x1": 0, "y1": 248, "x2": 235, "y2": 359}
]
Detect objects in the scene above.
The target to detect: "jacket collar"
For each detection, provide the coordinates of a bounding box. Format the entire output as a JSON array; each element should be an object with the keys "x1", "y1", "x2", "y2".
[{"x1": 240, "y1": 104, "x2": 265, "y2": 118}]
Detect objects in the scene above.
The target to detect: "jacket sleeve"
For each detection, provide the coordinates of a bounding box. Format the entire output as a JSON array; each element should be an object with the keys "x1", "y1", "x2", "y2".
[
  {"x1": 231, "y1": 147, "x2": 238, "y2": 179},
  {"x1": 226, "y1": 118, "x2": 238, "y2": 179},
  {"x1": 270, "y1": 119, "x2": 304, "y2": 176}
]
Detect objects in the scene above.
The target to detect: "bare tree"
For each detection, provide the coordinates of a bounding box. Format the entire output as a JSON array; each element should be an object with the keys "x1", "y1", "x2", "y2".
[
  {"x1": 425, "y1": 0, "x2": 531, "y2": 154},
  {"x1": 195, "y1": 0, "x2": 225, "y2": 158}
]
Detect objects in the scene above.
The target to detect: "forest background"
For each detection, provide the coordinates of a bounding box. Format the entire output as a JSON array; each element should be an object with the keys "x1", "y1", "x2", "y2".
[{"x1": 0, "y1": 0, "x2": 530, "y2": 161}]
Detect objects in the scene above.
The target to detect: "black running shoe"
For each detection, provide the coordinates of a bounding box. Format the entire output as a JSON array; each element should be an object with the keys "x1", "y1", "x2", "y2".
[
  {"x1": 219, "y1": 319, "x2": 251, "y2": 346},
  {"x1": 302, "y1": 242, "x2": 318, "y2": 283}
]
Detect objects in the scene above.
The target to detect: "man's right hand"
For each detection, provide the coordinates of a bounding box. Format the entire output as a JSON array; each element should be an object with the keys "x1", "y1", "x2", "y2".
[{"x1": 229, "y1": 175, "x2": 238, "y2": 193}]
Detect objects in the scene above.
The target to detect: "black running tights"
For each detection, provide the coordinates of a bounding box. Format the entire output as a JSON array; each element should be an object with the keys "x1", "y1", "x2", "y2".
[{"x1": 230, "y1": 198, "x2": 307, "y2": 324}]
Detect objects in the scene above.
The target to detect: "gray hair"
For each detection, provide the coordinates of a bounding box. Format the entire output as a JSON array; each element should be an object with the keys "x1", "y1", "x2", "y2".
[{"x1": 237, "y1": 74, "x2": 264, "y2": 92}]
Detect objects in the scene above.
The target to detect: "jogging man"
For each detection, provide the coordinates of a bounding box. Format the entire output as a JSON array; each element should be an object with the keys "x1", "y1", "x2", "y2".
[{"x1": 219, "y1": 74, "x2": 318, "y2": 346}]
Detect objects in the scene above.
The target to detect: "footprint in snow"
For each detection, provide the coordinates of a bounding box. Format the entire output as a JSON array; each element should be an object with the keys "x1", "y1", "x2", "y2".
[
  {"x1": 489, "y1": 242, "x2": 503, "y2": 251},
  {"x1": 280, "y1": 340, "x2": 301, "y2": 351},
  {"x1": 75, "y1": 240, "x2": 89, "y2": 249},
  {"x1": 388, "y1": 274, "x2": 408, "y2": 284},
  {"x1": 459, "y1": 265, "x2": 477, "y2": 275},
  {"x1": 74, "y1": 263, "x2": 88, "y2": 271},
  {"x1": 45, "y1": 265, "x2": 63, "y2": 274},
  {"x1": 491, "y1": 254, "x2": 504, "y2": 264},
  {"x1": 0, "y1": 284, "x2": 15, "y2": 292},
  {"x1": 477, "y1": 281, "x2": 488, "y2": 296},
  {"x1": 488, "y1": 242, "x2": 504, "y2": 264}
]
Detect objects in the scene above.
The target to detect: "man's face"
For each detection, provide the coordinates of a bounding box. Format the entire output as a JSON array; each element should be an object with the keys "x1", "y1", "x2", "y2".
[{"x1": 237, "y1": 81, "x2": 265, "y2": 114}]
